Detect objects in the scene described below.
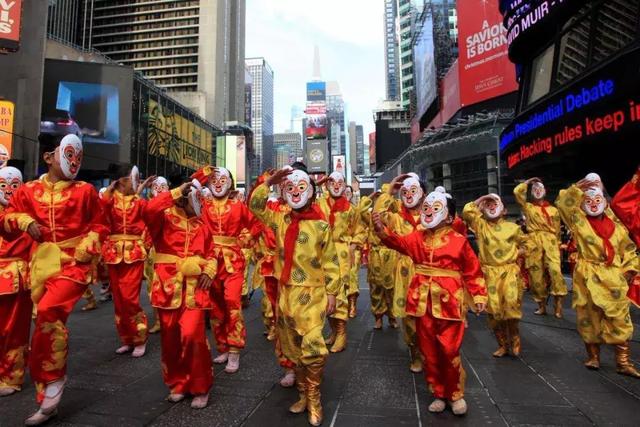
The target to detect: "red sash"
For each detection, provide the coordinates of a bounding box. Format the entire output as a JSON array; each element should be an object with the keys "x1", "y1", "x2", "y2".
[
  {"x1": 328, "y1": 196, "x2": 350, "y2": 227},
  {"x1": 280, "y1": 205, "x2": 325, "y2": 285}
]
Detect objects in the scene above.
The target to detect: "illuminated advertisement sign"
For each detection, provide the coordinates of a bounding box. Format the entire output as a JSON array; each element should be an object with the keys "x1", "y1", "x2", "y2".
[
  {"x1": 501, "y1": 48, "x2": 640, "y2": 172},
  {"x1": 0, "y1": 0, "x2": 22, "y2": 52},
  {"x1": 332, "y1": 155, "x2": 346, "y2": 175},
  {"x1": 457, "y1": 0, "x2": 517, "y2": 107},
  {"x1": 414, "y1": 13, "x2": 437, "y2": 119},
  {"x1": 306, "y1": 82, "x2": 326, "y2": 102},
  {"x1": 305, "y1": 139, "x2": 328, "y2": 173},
  {"x1": 0, "y1": 100, "x2": 14, "y2": 167},
  {"x1": 305, "y1": 113, "x2": 327, "y2": 140},
  {"x1": 502, "y1": 0, "x2": 581, "y2": 63}
]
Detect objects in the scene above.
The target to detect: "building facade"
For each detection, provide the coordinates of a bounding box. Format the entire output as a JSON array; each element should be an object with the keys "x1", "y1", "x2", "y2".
[
  {"x1": 326, "y1": 81, "x2": 346, "y2": 157},
  {"x1": 246, "y1": 57, "x2": 274, "y2": 175},
  {"x1": 274, "y1": 132, "x2": 303, "y2": 163},
  {"x1": 383, "y1": 0, "x2": 400, "y2": 101},
  {"x1": 67, "y1": 0, "x2": 246, "y2": 127}
]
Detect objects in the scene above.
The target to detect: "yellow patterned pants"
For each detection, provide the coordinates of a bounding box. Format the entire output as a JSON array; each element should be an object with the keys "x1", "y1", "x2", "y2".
[
  {"x1": 483, "y1": 263, "x2": 523, "y2": 321},
  {"x1": 528, "y1": 232, "x2": 567, "y2": 302}
]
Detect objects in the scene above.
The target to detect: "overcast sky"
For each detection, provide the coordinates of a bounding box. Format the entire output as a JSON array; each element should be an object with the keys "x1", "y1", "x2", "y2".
[{"x1": 246, "y1": 0, "x2": 386, "y2": 138}]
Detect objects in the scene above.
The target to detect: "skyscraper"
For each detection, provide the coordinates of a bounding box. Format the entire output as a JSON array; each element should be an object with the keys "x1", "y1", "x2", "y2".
[
  {"x1": 397, "y1": 0, "x2": 422, "y2": 110},
  {"x1": 274, "y1": 132, "x2": 303, "y2": 165},
  {"x1": 246, "y1": 57, "x2": 274, "y2": 175},
  {"x1": 383, "y1": 0, "x2": 400, "y2": 101},
  {"x1": 326, "y1": 81, "x2": 346, "y2": 156},
  {"x1": 74, "y1": 0, "x2": 246, "y2": 126},
  {"x1": 355, "y1": 124, "x2": 365, "y2": 175}
]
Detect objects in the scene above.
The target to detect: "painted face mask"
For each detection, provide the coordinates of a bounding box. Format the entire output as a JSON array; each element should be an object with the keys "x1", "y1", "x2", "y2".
[
  {"x1": 98, "y1": 187, "x2": 107, "y2": 200},
  {"x1": 0, "y1": 166, "x2": 23, "y2": 206},
  {"x1": 582, "y1": 187, "x2": 606, "y2": 217},
  {"x1": 130, "y1": 166, "x2": 140, "y2": 192},
  {"x1": 421, "y1": 190, "x2": 449, "y2": 229},
  {"x1": 56, "y1": 134, "x2": 83, "y2": 180},
  {"x1": 283, "y1": 170, "x2": 313, "y2": 210},
  {"x1": 400, "y1": 176, "x2": 424, "y2": 209},
  {"x1": 209, "y1": 168, "x2": 232, "y2": 198},
  {"x1": 345, "y1": 187, "x2": 353, "y2": 202},
  {"x1": 151, "y1": 177, "x2": 169, "y2": 197},
  {"x1": 328, "y1": 171, "x2": 346, "y2": 198},
  {"x1": 482, "y1": 194, "x2": 504, "y2": 220},
  {"x1": 189, "y1": 179, "x2": 203, "y2": 217},
  {"x1": 531, "y1": 181, "x2": 546, "y2": 201}
]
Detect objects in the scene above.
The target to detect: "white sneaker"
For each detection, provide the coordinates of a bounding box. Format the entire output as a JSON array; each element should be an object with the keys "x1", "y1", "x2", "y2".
[
  {"x1": 225, "y1": 352, "x2": 240, "y2": 373},
  {"x1": 213, "y1": 352, "x2": 229, "y2": 364},
  {"x1": 115, "y1": 345, "x2": 132, "y2": 355},
  {"x1": 191, "y1": 393, "x2": 209, "y2": 409},
  {"x1": 40, "y1": 378, "x2": 66, "y2": 414},
  {"x1": 132, "y1": 344, "x2": 146, "y2": 358},
  {"x1": 0, "y1": 387, "x2": 16, "y2": 397},
  {"x1": 25, "y1": 409, "x2": 58, "y2": 426},
  {"x1": 279, "y1": 370, "x2": 296, "y2": 388},
  {"x1": 167, "y1": 393, "x2": 185, "y2": 403},
  {"x1": 428, "y1": 398, "x2": 446, "y2": 413},
  {"x1": 449, "y1": 398, "x2": 468, "y2": 416}
]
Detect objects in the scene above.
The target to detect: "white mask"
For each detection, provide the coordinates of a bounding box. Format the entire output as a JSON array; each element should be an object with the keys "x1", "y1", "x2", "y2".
[
  {"x1": 328, "y1": 171, "x2": 346, "y2": 198},
  {"x1": 345, "y1": 187, "x2": 353, "y2": 202},
  {"x1": 98, "y1": 187, "x2": 107, "y2": 200},
  {"x1": 531, "y1": 182, "x2": 546, "y2": 201},
  {"x1": 151, "y1": 177, "x2": 169, "y2": 197},
  {"x1": 201, "y1": 187, "x2": 213, "y2": 201},
  {"x1": 283, "y1": 170, "x2": 313, "y2": 210},
  {"x1": 421, "y1": 190, "x2": 449, "y2": 229},
  {"x1": 189, "y1": 179, "x2": 202, "y2": 217},
  {"x1": 0, "y1": 166, "x2": 23, "y2": 206},
  {"x1": 400, "y1": 176, "x2": 424, "y2": 209},
  {"x1": 208, "y1": 168, "x2": 232, "y2": 198},
  {"x1": 56, "y1": 134, "x2": 83, "y2": 180},
  {"x1": 582, "y1": 187, "x2": 606, "y2": 217},
  {"x1": 130, "y1": 166, "x2": 140, "y2": 191},
  {"x1": 482, "y1": 193, "x2": 504, "y2": 220}
]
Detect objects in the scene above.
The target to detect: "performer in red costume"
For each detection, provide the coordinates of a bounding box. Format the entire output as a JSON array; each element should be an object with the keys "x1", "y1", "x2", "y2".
[
  {"x1": 101, "y1": 165, "x2": 155, "y2": 358},
  {"x1": 191, "y1": 166, "x2": 257, "y2": 374},
  {"x1": 1, "y1": 135, "x2": 108, "y2": 425},
  {"x1": 373, "y1": 188, "x2": 487, "y2": 416},
  {"x1": 0, "y1": 166, "x2": 35, "y2": 398},
  {"x1": 144, "y1": 180, "x2": 217, "y2": 409}
]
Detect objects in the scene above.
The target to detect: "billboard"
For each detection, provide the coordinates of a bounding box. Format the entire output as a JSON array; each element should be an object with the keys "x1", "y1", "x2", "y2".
[
  {"x1": 41, "y1": 59, "x2": 133, "y2": 169},
  {"x1": 457, "y1": 0, "x2": 517, "y2": 107},
  {"x1": 0, "y1": 0, "x2": 22, "y2": 52},
  {"x1": 305, "y1": 113, "x2": 327, "y2": 140},
  {"x1": 428, "y1": 60, "x2": 462, "y2": 129},
  {"x1": 305, "y1": 139, "x2": 328, "y2": 173},
  {"x1": 150, "y1": 99, "x2": 213, "y2": 171},
  {"x1": 0, "y1": 100, "x2": 13, "y2": 168},
  {"x1": 332, "y1": 155, "x2": 346, "y2": 175},
  {"x1": 306, "y1": 82, "x2": 326, "y2": 102},
  {"x1": 414, "y1": 13, "x2": 437, "y2": 120}
]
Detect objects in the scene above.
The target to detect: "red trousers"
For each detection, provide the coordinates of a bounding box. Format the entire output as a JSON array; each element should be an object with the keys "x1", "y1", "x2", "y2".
[
  {"x1": 30, "y1": 278, "x2": 86, "y2": 403},
  {"x1": 264, "y1": 276, "x2": 295, "y2": 370},
  {"x1": 0, "y1": 289, "x2": 33, "y2": 391},
  {"x1": 108, "y1": 262, "x2": 148, "y2": 346},
  {"x1": 211, "y1": 269, "x2": 246, "y2": 353},
  {"x1": 158, "y1": 306, "x2": 212, "y2": 395},
  {"x1": 415, "y1": 309, "x2": 466, "y2": 401}
]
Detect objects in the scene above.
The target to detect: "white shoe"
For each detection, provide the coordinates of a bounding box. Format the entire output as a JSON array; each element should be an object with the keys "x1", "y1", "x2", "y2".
[
  {"x1": 213, "y1": 352, "x2": 229, "y2": 364},
  {"x1": 167, "y1": 393, "x2": 185, "y2": 403},
  {"x1": 0, "y1": 386, "x2": 17, "y2": 397},
  {"x1": 132, "y1": 344, "x2": 146, "y2": 358},
  {"x1": 40, "y1": 378, "x2": 66, "y2": 414},
  {"x1": 279, "y1": 370, "x2": 296, "y2": 388},
  {"x1": 428, "y1": 399, "x2": 446, "y2": 413},
  {"x1": 191, "y1": 393, "x2": 209, "y2": 409},
  {"x1": 25, "y1": 408, "x2": 58, "y2": 426},
  {"x1": 449, "y1": 398, "x2": 468, "y2": 416},
  {"x1": 115, "y1": 345, "x2": 132, "y2": 355},
  {"x1": 225, "y1": 352, "x2": 240, "y2": 374}
]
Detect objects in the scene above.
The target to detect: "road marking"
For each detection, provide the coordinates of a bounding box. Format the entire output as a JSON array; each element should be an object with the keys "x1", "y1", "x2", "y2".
[{"x1": 410, "y1": 362, "x2": 423, "y2": 427}]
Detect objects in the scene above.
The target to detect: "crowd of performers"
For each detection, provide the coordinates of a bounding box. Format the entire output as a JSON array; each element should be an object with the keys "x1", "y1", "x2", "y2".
[{"x1": 1, "y1": 134, "x2": 640, "y2": 425}]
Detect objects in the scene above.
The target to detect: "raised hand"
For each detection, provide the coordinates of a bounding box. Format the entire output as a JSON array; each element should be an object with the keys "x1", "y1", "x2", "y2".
[
  {"x1": 266, "y1": 168, "x2": 293, "y2": 187},
  {"x1": 389, "y1": 173, "x2": 411, "y2": 194},
  {"x1": 372, "y1": 211, "x2": 384, "y2": 233}
]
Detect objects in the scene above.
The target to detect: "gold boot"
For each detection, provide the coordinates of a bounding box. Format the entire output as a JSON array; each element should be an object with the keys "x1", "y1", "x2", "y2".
[
  {"x1": 325, "y1": 318, "x2": 337, "y2": 345},
  {"x1": 615, "y1": 342, "x2": 640, "y2": 378},
  {"x1": 508, "y1": 319, "x2": 521, "y2": 356},
  {"x1": 553, "y1": 296, "x2": 564, "y2": 319},
  {"x1": 492, "y1": 323, "x2": 508, "y2": 358},
  {"x1": 583, "y1": 343, "x2": 600, "y2": 370},
  {"x1": 348, "y1": 294, "x2": 357, "y2": 318},
  {"x1": 409, "y1": 346, "x2": 423, "y2": 373},
  {"x1": 330, "y1": 319, "x2": 347, "y2": 353},
  {"x1": 289, "y1": 367, "x2": 307, "y2": 414},
  {"x1": 305, "y1": 362, "x2": 325, "y2": 426},
  {"x1": 534, "y1": 301, "x2": 547, "y2": 316}
]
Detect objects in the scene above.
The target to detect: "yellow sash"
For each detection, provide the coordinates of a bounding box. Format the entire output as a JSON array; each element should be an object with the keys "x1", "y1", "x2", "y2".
[
  {"x1": 109, "y1": 234, "x2": 142, "y2": 242},
  {"x1": 30, "y1": 235, "x2": 85, "y2": 303},
  {"x1": 414, "y1": 264, "x2": 462, "y2": 279},
  {"x1": 212, "y1": 235, "x2": 239, "y2": 247}
]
